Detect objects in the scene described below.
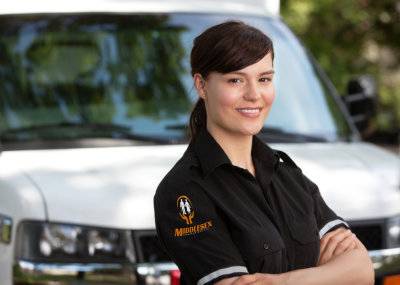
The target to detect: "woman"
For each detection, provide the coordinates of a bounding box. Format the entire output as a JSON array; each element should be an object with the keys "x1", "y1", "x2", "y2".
[{"x1": 154, "y1": 21, "x2": 374, "y2": 285}]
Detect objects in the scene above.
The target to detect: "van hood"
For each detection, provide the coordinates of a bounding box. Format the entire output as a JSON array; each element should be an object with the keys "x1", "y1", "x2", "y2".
[
  {"x1": 274, "y1": 142, "x2": 400, "y2": 221},
  {"x1": 5, "y1": 141, "x2": 400, "y2": 229}
]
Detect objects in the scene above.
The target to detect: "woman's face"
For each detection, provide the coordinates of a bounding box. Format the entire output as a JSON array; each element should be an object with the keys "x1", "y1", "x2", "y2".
[{"x1": 195, "y1": 53, "x2": 275, "y2": 138}]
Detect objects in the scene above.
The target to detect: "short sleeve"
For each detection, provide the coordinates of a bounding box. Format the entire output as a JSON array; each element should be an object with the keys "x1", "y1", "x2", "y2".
[
  {"x1": 154, "y1": 178, "x2": 248, "y2": 285},
  {"x1": 303, "y1": 175, "x2": 350, "y2": 239}
]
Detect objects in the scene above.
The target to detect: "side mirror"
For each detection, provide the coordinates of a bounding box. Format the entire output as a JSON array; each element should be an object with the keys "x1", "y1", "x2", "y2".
[{"x1": 342, "y1": 75, "x2": 378, "y2": 133}]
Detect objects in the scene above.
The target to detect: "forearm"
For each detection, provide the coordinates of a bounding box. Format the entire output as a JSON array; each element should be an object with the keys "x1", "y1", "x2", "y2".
[
  {"x1": 217, "y1": 239, "x2": 374, "y2": 285},
  {"x1": 286, "y1": 240, "x2": 374, "y2": 285}
]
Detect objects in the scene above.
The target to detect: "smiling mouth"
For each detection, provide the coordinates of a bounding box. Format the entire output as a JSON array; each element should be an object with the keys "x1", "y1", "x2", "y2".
[{"x1": 236, "y1": 108, "x2": 262, "y2": 114}]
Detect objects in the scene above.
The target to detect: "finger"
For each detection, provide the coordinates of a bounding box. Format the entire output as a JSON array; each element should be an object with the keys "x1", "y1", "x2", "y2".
[
  {"x1": 251, "y1": 280, "x2": 273, "y2": 285},
  {"x1": 320, "y1": 228, "x2": 352, "y2": 254},
  {"x1": 344, "y1": 234, "x2": 357, "y2": 251},
  {"x1": 319, "y1": 229, "x2": 353, "y2": 261},
  {"x1": 319, "y1": 227, "x2": 348, "y2": 260},
  {"x1": 319, "y1": 227, "x2": 348, "y2": 250},
  {"x1": 332, "y1": 233, "x2": 356, "y2": 256},
  {"x1": 232, "y1": 274, "x2": 257, "y2": 285},
  {"x1": 321, "y1": 229, "x2": 352, "y2": 258},
  {"x1": 319, "y1": 227, "x2": 347, "y2": 255},
  {"x1": 318, "y1": 233, "x2": 356, "y2": 266},
  {"x1": 250, "y1": 274, "x2": 274, "y2": 285}
]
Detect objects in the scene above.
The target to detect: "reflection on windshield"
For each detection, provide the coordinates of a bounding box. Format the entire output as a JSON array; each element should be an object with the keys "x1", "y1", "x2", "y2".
[
  {"x1": 0, "y1": 14, "x2": 351, "y2": 145},
  {"x1": 0, "y1": 14, "x2": 191, "y2": 142},
  {"x1": 259, "y1": 19, "x2": 350, "y2": 140}
]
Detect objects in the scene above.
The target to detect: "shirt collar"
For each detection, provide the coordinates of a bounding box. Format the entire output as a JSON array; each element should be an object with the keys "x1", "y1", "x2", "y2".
[
  {"x1": 194, "y1": 127, "x2": 231, "y2": 177},
  {"x1": 193, "y1": 127, "x2": 280, "y2": 177},
  {"x1": 251, "y1": 135, "x2": 280, "y2": 167}
]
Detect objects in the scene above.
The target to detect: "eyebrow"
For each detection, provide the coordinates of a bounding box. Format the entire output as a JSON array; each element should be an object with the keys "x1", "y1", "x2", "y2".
[{"x1": 229, "y1": 70, "x2": 275, "y2": 76}]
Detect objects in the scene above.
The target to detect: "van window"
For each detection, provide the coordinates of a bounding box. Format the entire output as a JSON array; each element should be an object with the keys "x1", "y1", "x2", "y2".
[{"x1": 0, "y1": 14, "x2": 351, "y2": 147}]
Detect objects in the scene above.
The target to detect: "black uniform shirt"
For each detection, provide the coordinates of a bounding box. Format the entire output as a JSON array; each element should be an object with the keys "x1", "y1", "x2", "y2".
[{"x1": 154, "y1": 127, "x2": 349, "y2": 285}]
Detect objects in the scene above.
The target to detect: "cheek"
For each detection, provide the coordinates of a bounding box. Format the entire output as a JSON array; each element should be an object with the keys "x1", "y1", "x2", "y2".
[
  {"x1": 213, "y1": 87, "x2": 240, "y2": 110},
  {"x1": 263, "y1": 85, "x2": 275, "y2": 106}
]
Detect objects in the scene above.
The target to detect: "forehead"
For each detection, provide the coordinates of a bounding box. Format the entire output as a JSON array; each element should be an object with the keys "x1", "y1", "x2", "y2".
[
  {"x1": 207, "y1": 52, "x2": 274, "y2": 80},
  {"x1": 234, "y1": 53, "x2": 274, "y2": 73}
]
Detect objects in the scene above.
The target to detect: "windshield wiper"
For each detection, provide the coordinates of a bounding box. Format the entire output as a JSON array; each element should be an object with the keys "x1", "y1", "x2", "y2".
[
  {"x1": 165, "y1": 124, "x2": 328, "y2": 142},
  {"x1": 165, "y1": 123, "x2": 189, "y2": 130},
  {"x1": 0, "y1": 122, "x2": 172, "y2": 144},
  {"x1": 258, "y1": 127, "x2": 329, "y2": 143}
]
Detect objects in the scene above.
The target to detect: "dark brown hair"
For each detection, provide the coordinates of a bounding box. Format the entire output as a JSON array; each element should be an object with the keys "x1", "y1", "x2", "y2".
[{"x1": 188, "y1": 20, "x2": 274, "y2": 148}]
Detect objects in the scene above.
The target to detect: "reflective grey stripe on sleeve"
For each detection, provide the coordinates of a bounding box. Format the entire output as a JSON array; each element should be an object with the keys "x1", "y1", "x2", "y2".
[
  {"x1": 197, "y1": 266, "x2": 248, "y2": 285},
  {"x1": 319, "y1": 219, "x2": 350, "y2": 239}
]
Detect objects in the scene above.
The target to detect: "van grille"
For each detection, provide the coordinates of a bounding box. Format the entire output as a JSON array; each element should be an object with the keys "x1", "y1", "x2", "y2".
[{"x1": 349, "y1": 221, "x2": 384, "y2": 250}]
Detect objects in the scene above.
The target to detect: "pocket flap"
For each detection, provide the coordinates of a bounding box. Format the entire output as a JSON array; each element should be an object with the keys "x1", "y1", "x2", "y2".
[
  {"x1": 288, "y1": 216, "x2": 319, "y2": 245},
  {"x1": 236, "y1": 226, "x2": 284, "y2": 260}
]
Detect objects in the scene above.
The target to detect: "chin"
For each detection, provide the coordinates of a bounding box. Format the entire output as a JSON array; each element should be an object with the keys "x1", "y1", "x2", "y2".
[
  {"x1": 239, "y1": 126, "x2": 263, "y2": 136},
  {"x1": 240, "y1": 120, "x2": 266, "y2": 136}
]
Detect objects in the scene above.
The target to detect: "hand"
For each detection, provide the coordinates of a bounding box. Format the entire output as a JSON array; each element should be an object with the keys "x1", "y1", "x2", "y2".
[
  {"x1": 216, "y1": 273, "x2": 286, "y2": 285},
  {"x1": 318, "y1": 227, "x2": 356, "y2": 266},
  {"x1": 229, "y1": 273, "x2": 286, "y2": 285}
]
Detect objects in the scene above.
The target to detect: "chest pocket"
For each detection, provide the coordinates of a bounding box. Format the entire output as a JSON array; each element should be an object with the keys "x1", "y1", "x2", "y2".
[
  {"x1": 232, "y1": 226, "x2": 286, "y2": 274},
  {"x1": 287, "y1": 214, "x2": 320, "y2": 269}
]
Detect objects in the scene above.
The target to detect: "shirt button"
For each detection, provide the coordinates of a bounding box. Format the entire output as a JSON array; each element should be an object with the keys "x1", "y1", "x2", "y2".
[{"x1": 263, "y1": 243, "x2": 269, "y2": 250}]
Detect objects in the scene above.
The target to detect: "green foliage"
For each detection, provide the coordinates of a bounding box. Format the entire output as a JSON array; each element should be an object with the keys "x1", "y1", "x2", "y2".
[{"x1": 281, "y1": 0, "x2": 400, "y2": 132}]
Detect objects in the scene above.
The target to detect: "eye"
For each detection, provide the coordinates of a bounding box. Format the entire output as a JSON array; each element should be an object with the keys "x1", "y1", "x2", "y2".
[
  {"x1": 228, "y1": 78, "x2": 242, "y2": 83},
  {"x1": 259, "y1": 77, "x2": 272, "y2": 83}
]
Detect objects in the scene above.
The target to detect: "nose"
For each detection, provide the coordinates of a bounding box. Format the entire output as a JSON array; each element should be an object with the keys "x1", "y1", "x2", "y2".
[{"x1": 244, "y1": 81, "x2": 261, "y2": 101}]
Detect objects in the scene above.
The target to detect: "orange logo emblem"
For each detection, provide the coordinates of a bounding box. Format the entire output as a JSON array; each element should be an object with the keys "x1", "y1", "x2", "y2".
[{"x1": 177, "y1": 195, "x2": 194, "y2": 225}]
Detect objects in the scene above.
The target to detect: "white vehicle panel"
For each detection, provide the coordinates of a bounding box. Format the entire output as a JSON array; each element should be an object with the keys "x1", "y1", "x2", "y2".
[
  {"x1": 0, "y1": 163, "x2": 47, "y2": 285},
  {"x1": 1, "y1": 0, "x2": 279, "y2": 17},
  {"x1": 2, "y1": 142, "x2": 399, "y2": 231},
  {"x1": 1, "y1": 145, "x2": 186, "y2": 229},
  {"x1": 275, "y1": 142, "x2": 400, "y2": 220}
]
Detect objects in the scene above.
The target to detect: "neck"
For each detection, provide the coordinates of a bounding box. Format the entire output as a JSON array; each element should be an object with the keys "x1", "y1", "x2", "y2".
[{"x1": 207, "y1": 124, "x2": 255, "y2": 176}]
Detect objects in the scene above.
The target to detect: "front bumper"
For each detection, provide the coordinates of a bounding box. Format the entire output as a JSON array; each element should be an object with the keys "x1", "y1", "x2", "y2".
[
  {"x1": 370, "y1": 248, "x2": 400, "y2": 278},
  {"x1": 13, "y1": 260, "x2": 136, "y2": 284},
  {"x1": 13, "y1": 248, "x2": 400, "y2": 284},
  {"x1": 13, "y1": 260, "x2": 178, "y2": 285}
]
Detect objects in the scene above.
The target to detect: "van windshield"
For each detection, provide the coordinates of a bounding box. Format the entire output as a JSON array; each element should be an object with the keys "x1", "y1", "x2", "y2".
[{"x1": 0, "y1": 13, "x2": 352, "y2": 147}]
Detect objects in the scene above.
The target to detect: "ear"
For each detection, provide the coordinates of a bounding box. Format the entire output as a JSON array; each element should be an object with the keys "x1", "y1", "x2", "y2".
[{"x1": 193, "y1": 73, "x2": 207, "y2": 100}]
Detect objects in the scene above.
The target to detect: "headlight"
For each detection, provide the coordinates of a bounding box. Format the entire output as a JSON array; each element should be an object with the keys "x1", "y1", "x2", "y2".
[
  {"x1": 387, "y1": 215, "x2": 400, "y2": 248},
  {"x1": 15, "y1": 221, "x2": 135, "y2": 263},
  {"x1": 0, "y1": 214, "x2": 12, "y2": 244}
]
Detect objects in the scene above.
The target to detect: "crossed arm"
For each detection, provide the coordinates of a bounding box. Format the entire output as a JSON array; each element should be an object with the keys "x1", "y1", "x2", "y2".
[{"x1": 215, "y1": 227, "x2": 375, "y2": 285}]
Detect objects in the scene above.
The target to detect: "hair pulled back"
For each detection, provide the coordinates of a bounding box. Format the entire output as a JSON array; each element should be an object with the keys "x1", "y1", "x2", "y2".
[{"x1": 188, "y1": 20, "x2": 274, "y2": 148}]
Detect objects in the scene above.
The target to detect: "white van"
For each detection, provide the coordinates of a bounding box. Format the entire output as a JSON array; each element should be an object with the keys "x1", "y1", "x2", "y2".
[{"x1": 0, "y1": 0, "x2": 399, "y2": 284}]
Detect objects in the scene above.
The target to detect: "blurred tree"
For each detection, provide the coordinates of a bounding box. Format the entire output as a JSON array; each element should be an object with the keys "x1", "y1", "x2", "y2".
[{"x1": 281, "y1": 0, "x2": 400, "y2": 139}]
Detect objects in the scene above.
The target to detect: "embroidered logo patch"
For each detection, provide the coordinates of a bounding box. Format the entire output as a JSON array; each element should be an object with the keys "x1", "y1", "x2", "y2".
[
  {"x1": 177, "y1": 195, "x2": 194, "y2": 225},
  {"x1": 174, "y1": 195, "x2": 213, "y2": 237}
]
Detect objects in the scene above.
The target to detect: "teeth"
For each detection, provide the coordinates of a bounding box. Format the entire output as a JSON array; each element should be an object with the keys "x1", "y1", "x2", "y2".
[{"x1": 238, "y1": 108, "x2": 260, "y2": 113}]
